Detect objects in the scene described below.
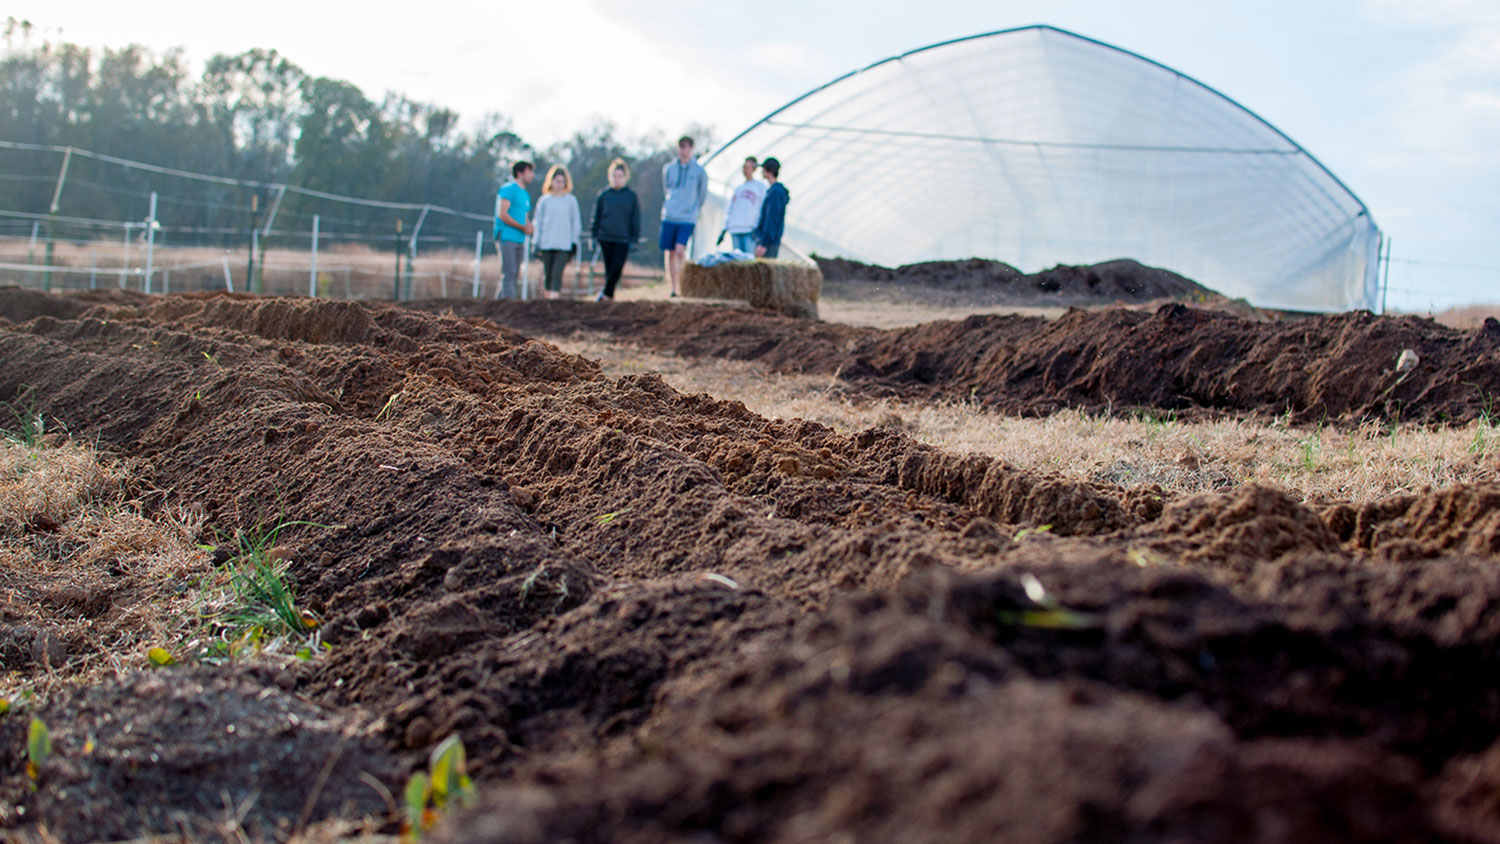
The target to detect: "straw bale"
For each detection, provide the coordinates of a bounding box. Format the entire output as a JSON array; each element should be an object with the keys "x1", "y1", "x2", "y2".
[{"x1": 681, "y1": 259, "x2": 822, "y2": 319}]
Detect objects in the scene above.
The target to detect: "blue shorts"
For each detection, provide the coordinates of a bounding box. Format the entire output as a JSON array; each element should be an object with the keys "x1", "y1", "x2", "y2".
[{"x1": 659, "y1": 220, "x2": 695, "y2": 250}]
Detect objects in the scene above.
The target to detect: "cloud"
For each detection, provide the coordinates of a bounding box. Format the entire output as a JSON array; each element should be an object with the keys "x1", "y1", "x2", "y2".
[
  {"x1": 1353, "y1": 0, "x2": 1500, "y2": 303},
  {"x1": 1362, "y1": 0, "x2": 1500, "y2": 162}
]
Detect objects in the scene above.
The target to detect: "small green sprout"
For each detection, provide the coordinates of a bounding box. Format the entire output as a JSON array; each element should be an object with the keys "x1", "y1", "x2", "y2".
[
  {"x1": 518, "y1": 565, "x2": 571, "y2": 608},
  {"x1": 994, "y1": 572, "x2": 1101, "y2": 631},
  {"x1": 26, "y1": 717, "x2": 51, "y2": 782},
  {"x1": 404, "y1": 734, "x2": 476, "y2": 839},
  {"x1": 1013, "y1": 524, "x2": 1053, "y2": 541},
  {"x1": 1126, "y1": 548, "x2": 1165, "y2": 568},
  {"x1": 375, "y1": 391, "x2": 405, "y2": 422}
]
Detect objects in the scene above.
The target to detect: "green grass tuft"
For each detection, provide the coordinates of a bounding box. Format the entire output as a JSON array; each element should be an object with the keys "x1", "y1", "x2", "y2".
[{"x1": 2, "y1": 386, "x2": 47, "y2": 447}]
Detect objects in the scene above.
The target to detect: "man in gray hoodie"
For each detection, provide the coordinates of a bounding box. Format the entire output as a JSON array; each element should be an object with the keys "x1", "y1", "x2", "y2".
[{"x1": 659, "y1": 135, "x2": 707, "y2": 297}]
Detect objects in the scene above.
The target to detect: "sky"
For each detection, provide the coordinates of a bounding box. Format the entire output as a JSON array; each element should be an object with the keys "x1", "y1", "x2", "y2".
[{"x1": 12, "y1": 0, "x2": 1500, "y2": 311}]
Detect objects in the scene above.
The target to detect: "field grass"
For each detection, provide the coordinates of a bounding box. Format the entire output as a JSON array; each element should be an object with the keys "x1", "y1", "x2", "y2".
[
  {"x1": 1, "y1": 438, "x2": 209, "y2": 693},
  {"x1": 0, "y1": 237, "x2": 660, "y2": 301},
  {"x1": 612, "y1": 272, "x2": 1069, "y2": 328},
  {"x1": 1430, "y1": 303, "x2": 1500, "y2": 330},
  {"x1": 556, "y1": 337, "x2": 1500, "y2": 505}
]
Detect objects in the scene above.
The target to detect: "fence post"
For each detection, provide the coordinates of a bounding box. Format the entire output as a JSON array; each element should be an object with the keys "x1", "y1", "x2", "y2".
[
  {"x1": 521, "y1": 234, "x2": 530, "y2": 300},
  {"x1": 43, "y1": 219, "x2": 54, "y2": 292},
  {"x1": 120, "y1": 223, "x2": 131, "y2": 289},
  {"x1": 163, "y1": 266, "x2": 170, "y2": 294},
  {"x1": 222, "y1": 257, "x2": 234, "y2": 292},
  {"x1": 393, "y1": 219, "x2": 403, "y2": 301},
  {"x1": 90, "y1": 250, "x2": 97, "y2": 289},
  {"x1": 144, "y1": 191, "x2": 157, "y2": 294},
  {"x1": 472, "y1": 230, "x2": 483, "y2": 297},
  {"x1": 405, "y1": 205, "x2": 429, "y2": 301},
  {"x1": 247, "y1": 192, "x2": 258, "y2": 294},
  {"x1": 44, "y1": 148, "x2": 71, "y2": 293},
  {"x1": 588, "y1": 240, "x2": 598, "y2": 298},
  {"x1": 251, "y1": 229, "x2": 261, "y2": 294},
  {"x1": 1380, "y1": 236, "x2": 1392, "y2": 316},
  {"x1": 26, "y1": 221, "x2": 38, "y2": 289},
  {"x1": 310, "y1": 214, "x2": 320, "y2": 297}
]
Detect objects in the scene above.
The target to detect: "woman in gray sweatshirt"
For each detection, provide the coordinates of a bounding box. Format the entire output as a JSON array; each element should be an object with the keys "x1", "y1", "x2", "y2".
[{"x1": 534, "y1": 165, "x2": 582, "y2": 299}]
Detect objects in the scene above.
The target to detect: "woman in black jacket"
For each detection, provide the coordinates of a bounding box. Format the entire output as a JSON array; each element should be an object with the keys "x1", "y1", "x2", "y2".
[{"x1": 590, "y1": 158, "x2": 642, "y2": 301}]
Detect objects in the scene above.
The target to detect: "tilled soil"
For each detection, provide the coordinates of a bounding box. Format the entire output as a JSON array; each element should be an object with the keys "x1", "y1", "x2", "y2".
[
  {"x1": 4, "y1": 290, "x2": 1500, "y2": 841},
  {"x1": 408, "y1": 297, "x2": 1500, "y2": 426}
]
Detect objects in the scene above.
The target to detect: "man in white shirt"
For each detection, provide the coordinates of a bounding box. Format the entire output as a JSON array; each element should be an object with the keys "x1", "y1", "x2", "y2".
[{"x1": 718, "y1": 156, "x2": 766, "y2": 254}]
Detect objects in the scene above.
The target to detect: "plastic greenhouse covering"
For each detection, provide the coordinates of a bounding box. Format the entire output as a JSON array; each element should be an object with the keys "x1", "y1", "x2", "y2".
[{"x1": 697, "y1": 25, "x2": 1382, "y2": 313}]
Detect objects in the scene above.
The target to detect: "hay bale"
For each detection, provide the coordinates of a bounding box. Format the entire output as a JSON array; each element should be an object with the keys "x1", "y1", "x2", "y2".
[{"x1": 681, "y1": 259, "x2": 822, "y2": 319}]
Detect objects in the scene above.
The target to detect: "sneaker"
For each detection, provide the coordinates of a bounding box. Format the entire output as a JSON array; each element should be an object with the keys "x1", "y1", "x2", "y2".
[
  {"x1": 670, "y1": 291, "x2": 678, "y2": 298},
  {"x1": 594, "y1": 291, "x2": 610, "y2": 302}
]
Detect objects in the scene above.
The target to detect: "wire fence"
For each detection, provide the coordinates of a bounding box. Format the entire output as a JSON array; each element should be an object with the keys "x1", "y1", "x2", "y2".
[
  {"x1": 4, "y1": 139, "x2": 1493, "y2": 310},
  {"x1": 0, "y1": 141, "x2": 659, "y2": 299}
]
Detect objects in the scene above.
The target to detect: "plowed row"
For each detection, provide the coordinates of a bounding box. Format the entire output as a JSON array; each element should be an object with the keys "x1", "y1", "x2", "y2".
[
  {"x1": 411, "y1": 298, "x2": 1500, "y2": 426},
  {"x1": 3, "y1": 290, "x2": 1500, "y2": 842}
]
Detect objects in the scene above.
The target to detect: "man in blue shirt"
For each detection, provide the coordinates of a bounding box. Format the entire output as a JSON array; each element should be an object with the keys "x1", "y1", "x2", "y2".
[
  {"x1": 660, "y1": 136, "x2": 707, "y2": 297},
  {"x1": 494, "y1": 161, "x2": 535, "y2": 299},
  {"x1": 753, "y1": 157, "x2": 790, "y2": 259}
]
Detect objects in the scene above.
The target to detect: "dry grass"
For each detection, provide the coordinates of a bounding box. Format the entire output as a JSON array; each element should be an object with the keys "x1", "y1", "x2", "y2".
[
  {"x1": 556, "y1": 336, "x2": 1500, "y2": 505},
  {"x1": 610, "y1": 275, "x2": 1067, "y2": 328},
  {"x1": 1, "y1": 439, "x2": 210, "y2": 695},
  {"x1": 0, "y1": 237, "x2": 659, "y2": 301},
  {"x1": 1430, "y1": 303, "x2": 1500, "y2": 330},
  {"x1": 816, "y1": 296, "x2": 1064, "y2": 329}
]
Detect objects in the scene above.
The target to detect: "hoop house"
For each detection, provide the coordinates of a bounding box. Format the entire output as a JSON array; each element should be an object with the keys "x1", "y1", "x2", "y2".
[{"x1": 699, "y1": 25, "x2": 1381, "y2": 312}]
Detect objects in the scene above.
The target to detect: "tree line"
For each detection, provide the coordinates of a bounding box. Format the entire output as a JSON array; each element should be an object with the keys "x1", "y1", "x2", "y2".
[{"x1": 0, "y1": 18, "x2": 707, "y2": 261}]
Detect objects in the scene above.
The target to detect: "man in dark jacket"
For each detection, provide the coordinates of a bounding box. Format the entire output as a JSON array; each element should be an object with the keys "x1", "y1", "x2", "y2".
[
  {"x1": 591, "y1": 158, "x2": 641, "y2": 301},
  {"x1": 753, "y1": 157, "x2": 790, "y2": 259}
]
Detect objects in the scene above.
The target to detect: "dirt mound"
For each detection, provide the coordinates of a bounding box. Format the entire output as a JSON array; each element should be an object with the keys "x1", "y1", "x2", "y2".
[
  {"x1": 0, "y1": 667, "x2": 396, "y2": 839},
  {"x1": 0, "y1": 286, "x2": 95, "y2": 322},
  {"x1": 408, "y1": 298, "x2": 1500, "y2": 426},
  {"x1": 8, "y1": 291, "x2": 1500, "y2": 841},
  {"x1": 814, "y1": 256, "x2": 1213, "y2": 306},
  {"x1": 439, "y1": 560, "x2": 1500, "y2": 843},
  {"x1": 0, "y1": 286, "x2": 153, "y2": 324},
  {"x1": 1333, "y1": 484, "x2": 1500, "y2": 558}
]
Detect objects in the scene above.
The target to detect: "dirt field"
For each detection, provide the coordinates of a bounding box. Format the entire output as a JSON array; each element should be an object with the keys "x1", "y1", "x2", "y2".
[{"x1": 4, "y1": 288, "x2": 1500, "y2": 842}]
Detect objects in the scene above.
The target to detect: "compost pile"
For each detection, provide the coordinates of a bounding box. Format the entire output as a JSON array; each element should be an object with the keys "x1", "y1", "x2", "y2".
[
  {"x1": 4, "y1": 289, "x2": 1500, "y2": 842},
  {"x1": 415, "y1": 297, "x2": 1500, "y2": 426},
  {"x1": 814, "y1": 256, "x2": 1215, "y2": 306}
]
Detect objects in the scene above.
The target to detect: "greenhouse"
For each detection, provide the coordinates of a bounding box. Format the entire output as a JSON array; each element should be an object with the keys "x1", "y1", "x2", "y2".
[{"x1": 698, "y1": 25, "x2": 1383, "y2": 313}]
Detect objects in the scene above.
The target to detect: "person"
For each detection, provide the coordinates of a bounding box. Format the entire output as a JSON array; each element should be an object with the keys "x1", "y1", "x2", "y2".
[
  {"x1": 533, "y1": 164, "x2": 581, "y2": 300},
  {"x1": 660, "y1": 135, "x2": 707, "y2": 297},
  {"x1": 591, "y1": 158, "x2": 641, "y2": 301},
  {"x1": 494, "y1": 160, "x2": 535, "y2": 299},
  {"x1": 718, "y1": 156, "x2": 765, "y2": 253},
  {"x1": 753, "y1": 157, "x2": 790, "y2": 259}
]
